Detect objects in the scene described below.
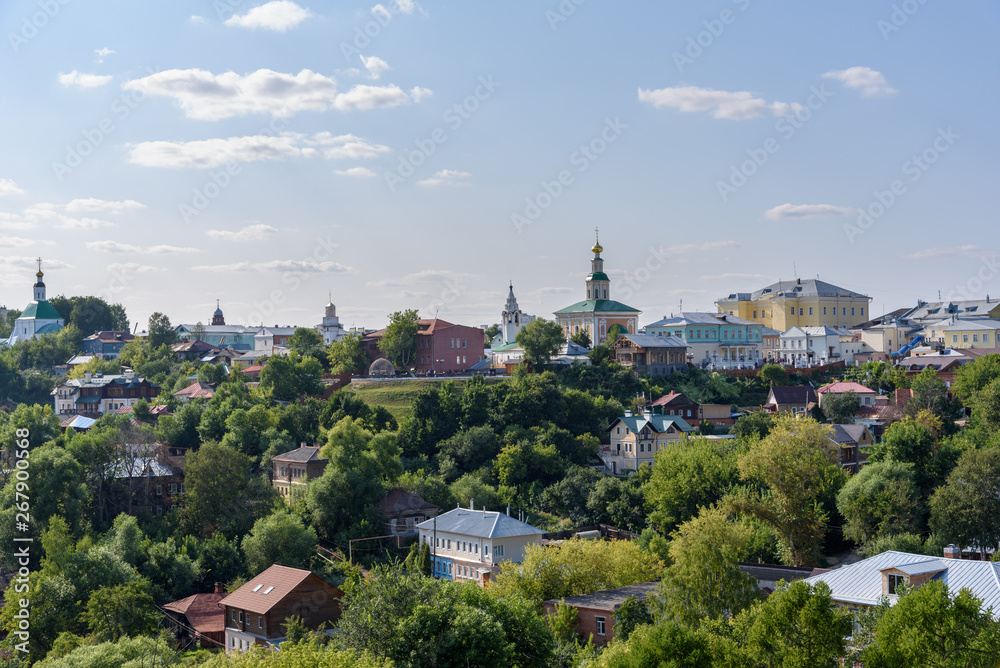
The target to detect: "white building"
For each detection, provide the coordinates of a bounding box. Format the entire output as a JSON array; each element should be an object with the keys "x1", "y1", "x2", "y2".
[
  {"x1": 498, "y1": 283, "x2": 536, "y2": 345},
  {"x1": 317, "y1": 297, "x2": 347, "y2": 344},
  {"x1": 779, "y1": 326, "x2": 868, "y2": 366},
  {"x1": 3, "y1": 260, "x2": 65, "y2": 346}
]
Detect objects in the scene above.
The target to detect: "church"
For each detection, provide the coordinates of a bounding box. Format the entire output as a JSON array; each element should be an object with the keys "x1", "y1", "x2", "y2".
[
  {"x1": 3, "y1": 259, "x2": 65, "y2": 346},
  {"x1": 553, "y1": 233, "x2": 640, "y2": 343}
]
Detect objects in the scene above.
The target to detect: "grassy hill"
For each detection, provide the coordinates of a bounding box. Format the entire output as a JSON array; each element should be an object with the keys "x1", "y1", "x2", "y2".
[{"x1": 347, "y1": 377, "x2": 506, "y2": 422}]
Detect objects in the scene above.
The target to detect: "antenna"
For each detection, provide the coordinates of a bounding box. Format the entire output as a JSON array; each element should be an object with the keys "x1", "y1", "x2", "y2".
[{"x1": 793, "y1": 262, "x2": 797, "y2": 277}]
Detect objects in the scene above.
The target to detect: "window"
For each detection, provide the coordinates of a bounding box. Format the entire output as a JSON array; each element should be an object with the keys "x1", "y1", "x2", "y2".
[
  {"x1": 843, "y1": 308, "x2": 847, "y2": 315},
  {"x1": 232, "y1": 610, "x2": 237, "y2": 622},
  {"x1": 986, "y1": 334, "x2": 991, "y2": 343},
  {"x1": 170, "y1": 483, "x2": 177, "y2": 494},
  {"x1": 485, "y1": 544, "x2": 489, "y2": 555},
  {"x1": 888, "y1": 574, "x2": 905, "y2": 595},
  {"x1": 852, "y1": 307, "x2": 856, "y2": 316},
  {"x1": 156, "y1": 484, "x2": 163, "y2": 496},
  {"x1": 823, "y1": 307, "x2": 828, "y2": 315},
  {"x1": 456, "y1": 356, "x2": 461, "y2": 364},
  {"x1": 799, "y1": 308, "x2": 804, "y2": 316},
  {"x1": 596, "y1": 617, "x2": 606, "y2": 636},
  {"x1": 953, "y1": 334, "x2": 958, "y2": 343},
  {"x1": 861, "y1": 308, "x2": 865, "y2": 316},
  {"x1": 474, "y1": 543, "x2": 478, "y2": 554},
  {"x1": 964, "y1": 334, "x2": 969, "y2": 343},
  {"x1": 239, "y1": 611, "x2": 243, "y2": 623},
  {"x1": 463, "y1": 339, "x2": 467, "y2": 348},
  {"x1": 450, "y1": 338, "x2": 455, "y2": 348},
  {"x1": 809, "y1": 307, "x2": 813, "y2": 315},
  {"x1": 495, "y1": 544, "x2": 504, "y2": 557},
  {"x1": 447, "y1": 540, "x2": 452, "y2": 550},
  {"x1": 974, "y1": 334, "x2": 979, "y2": 342},
  {"x1": 259, "y1": 616, "x2": 263, "y2": 629}
]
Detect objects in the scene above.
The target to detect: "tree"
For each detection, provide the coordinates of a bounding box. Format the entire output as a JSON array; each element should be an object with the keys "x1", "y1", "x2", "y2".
[
  {"x1": 837, "y1": 460, "x2": 921, "y2": 548},
  {"x1": 954, "y1": 353, "x2": 1000, "y2": 402},
  {"x1": 735, "y1": 415, "x2": 846, "y2": 566},
  {"x1": 82, "y1": 580, "x2": 159, "y2": 642},
  {"x1": 652, "y1": 505, "x2": 759, "y2": 628},
  {"x1": 595, "y1": 622, "x2": 714, "y2": 668},
  {"x1": 929, "y1": 448, "x2": 1000, "y2": 558},
  {"x1": 907, "y1": 367, "x2": 961, "y2": 423},
  {"x1": 260, "y1": 353, "x2": 324, "y2": 401},
  {"x1": 378, "y1": 309, "x2": 419, "y2": 368},
  {"x1": 242, "y1": 509, "x2": 318, "y2": 575},
  {"x1": 288, "y1": 327, "x2": 325, "y2": 359},
  {"x1": 491, "y1": 538, "x2": 665, "y2": 603},
  {"x1": 861, "y1": 580, "x2": 1000, "y2": 667},
  {"x1": 147, "y1": 312, "x2": 176, "y2": 348},
  {"x1": 516, "y1": 318, "x2": 565, "y2": 369},
  {"x1": 824, "y1": 390, "x2": 861, "y2": 423},
  {"x1": 31, "y1": 635, "x2": 178, "y2": 668},
  {"x1": 570, "y1": 328, "x2": 592, "y2": 349},
  {"x1": 971, "y1": 376, "x2": 1000, "y2": 432},
  {"x1": 195, "y1": 534, "x2": 246, "y2": 591},
  {"x1": 614, "y1": 595, "x2": 654, "y2": 643},
  {"x1": 182, "y1": 442, "x2": 268, "y2": 538},
  {"x1": 731, "y1": 410, "x2": 774, "y2": 441},
  {"x1": 483, "y1": 323, "x2": 501, "y2": 344},
  {"x1": 327, "y1": 333, "x2": 370, "y2": 374},
  {"x1": 868, "y1": 416, "x2": 957, "y2": 496},
  {"x1": 758, "y1": 363, "x2": 788, "y2": 387}
]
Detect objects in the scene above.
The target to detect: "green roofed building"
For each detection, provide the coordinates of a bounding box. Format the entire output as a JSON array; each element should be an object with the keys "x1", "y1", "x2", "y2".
[
  {"x1": 554, "y1": 231, "x2": 641, "y2": 344},
  {"x1": 3, "y1": 258, "x2": 64, "y2": 346}
]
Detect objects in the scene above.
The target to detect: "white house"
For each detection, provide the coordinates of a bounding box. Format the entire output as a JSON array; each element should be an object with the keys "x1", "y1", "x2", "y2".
[
  {"x1": 416, "y1": 506, "x2": 545, "y2": 586},
  {"x1": 779, "y1": 326, "x2": 865, "y2": 366}
]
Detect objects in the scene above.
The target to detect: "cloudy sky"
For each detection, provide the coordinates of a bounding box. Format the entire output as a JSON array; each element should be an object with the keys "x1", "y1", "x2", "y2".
[{"x1": 0, "y1": 0, "x2": 996, "y2": 331}]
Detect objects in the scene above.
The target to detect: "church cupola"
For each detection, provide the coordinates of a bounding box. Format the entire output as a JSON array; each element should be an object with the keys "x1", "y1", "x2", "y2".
[
  {"x1": 33, "y1": 258, "x2": 46, "y2": 302},
  {"x1": 212, "y1": 300, "x2": 226, "y2": 326},
  {"x1": 585, "y1": 229, "x2": 610, "y2": 301}
]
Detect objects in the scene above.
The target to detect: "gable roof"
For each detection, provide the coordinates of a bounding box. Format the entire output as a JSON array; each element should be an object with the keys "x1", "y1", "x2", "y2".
[
  {"x1": 553, "y1": 299, "x2": 641, "y2": 314},
  {"x1": 174, "y1": 381, "x2": 215, "y2": 399},
  {"x1": 830, "y1": 424, "x2": 870, "y2": 445},
  {"x1": 651, "y1": 391, "x2": 697, "y2": 408},
  {"x1": 271, "y1": 446, "x2": 326, "y2": 463},
  {"x1": 223, "y1": 565, "x2": 339, "y2": 615},
  {"x1": 163, "y1": 592, "x2": 228, "y2": 634},
  {"x1": 817, "y1": 382, "x2": 876, "y2": 395},
  {"x1": 609, "y1": 414, "x2": 695, "y2": 434},
  {"x1": 767, "y1": 386, "x2": 817, "y2": 405},
  {"x1": 416, "y1": 508, "x2": 545, "y2": 538},
  {"x1": 377, "y1": 488, "x2": 441, "y2": 516},
  {"x1": 618, "y1": 333, "x2": 688, "y2": 349}
]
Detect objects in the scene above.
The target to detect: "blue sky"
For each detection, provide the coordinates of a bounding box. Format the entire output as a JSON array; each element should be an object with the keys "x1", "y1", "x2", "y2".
[{"x1": 0, "y1": 0, "x2": 997, "y2": 331}]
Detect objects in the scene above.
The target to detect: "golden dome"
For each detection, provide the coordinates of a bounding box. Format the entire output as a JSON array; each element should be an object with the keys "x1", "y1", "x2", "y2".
[{"x1": 591, "y1": 228, "x2": 603, "y2": 254}]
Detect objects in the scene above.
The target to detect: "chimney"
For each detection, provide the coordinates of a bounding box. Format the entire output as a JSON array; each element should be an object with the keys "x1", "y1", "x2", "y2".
[
  {"x1": 84, "y1": 370, "x2": 93, "y2": 382},
  {"x1": 214, "y1": 582, "x2": 224, "y2": 594},
  {"x1": 469, "y1": 499, "x2": 474, "y2": 510},
  {"x1": 943, "y1": 544, "x2": 961, "y2": 559},
  {"x1": 624, "y1": 409, "x2": 632, "y2": 417}
]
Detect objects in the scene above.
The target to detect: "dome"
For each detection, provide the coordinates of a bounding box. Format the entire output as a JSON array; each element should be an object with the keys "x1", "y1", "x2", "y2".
[
  {"x1": 369, "y1": 358, "x2": 395, "y2": 377},
  {"x1": 591, "y1": 229, "x2": 603, "y2": 255}
]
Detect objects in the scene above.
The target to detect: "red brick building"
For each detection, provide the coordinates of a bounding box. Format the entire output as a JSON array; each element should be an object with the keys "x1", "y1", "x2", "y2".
[
  {"x1": 362, "y1": 318, "x2": 485, "y2": 375},
  {"x1": 543, "y1": 581, "x2": 659, "y2": 645}
]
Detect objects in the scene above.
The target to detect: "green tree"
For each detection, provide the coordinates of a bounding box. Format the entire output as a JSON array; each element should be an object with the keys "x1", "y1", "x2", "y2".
[
  {"x1": 82, "y1": 580, "x2": 159, "y2": 642},
  {"x1": 327, "y1": 332, "x2": 371, "y2": 374},
  {"x1": 731, "y1": 410, "x2": 775, "y2": 441},
  {"x1": 483, "y1": 323, "x2": 501, "y2": 344},
  {"x1": 260, "y1": 353, "x2": 324, "y2": 401},
  {"x1": 614, "y1": 595, "x2": 654, "y2": 643},
  {"x1": 516, "y1": 318, "x2": 565, "y2": 368},
  {"x1": 868, "y1": 416, "x2": 957, "y2": 496},
  {"x1": 378, "y1": 309, "x2": 419, "y2": 368},
  {"x1": 970, "y1": 376, "x2": 1000, "y2": 432},
  {"x1": 32, "y1": 635, "x2": 178, "y2": 668},
  {"x1": 929, "y1": 447, "x2": 1000, "y2": 558},
  {"x1": 837, "y1": 460, "x2": 921, "y2": 548},
  {"x1": 861, "y1": 580, "x2": 1000, "y2": 668},
  {"x1": 242, "y1": 509, "x2": 318, "y2": 575},
  {"x1": 907, "y1": 366, "x2": 961, "y2": 423},
  {"x1": 570, "y1": 328, "x2": 592, "y2": 349},
  {"x1": 147, "y1": 311, "x2": 176, "y2": 348},
  {"x1": 758, "y1": 363, "x2": 788, "y2": 387},
  {"x1": 823, "y1": 390, "x2": 861, "y2": 423},
  {"x1": 196, "y1": 533, "x2": 246, "y2": 591},
  {"x1": 182, "y1": 442, "x2": 270, "y2": 538},
  {"x1": 954, "y1": 353, "x2": 1000, "y2": 402},
  {"x1": 288, "y1": 327, "x2": 325, "y2": 359},
  {"x1": 594, "y1": 622, "x2": 714, "y2": 668}
]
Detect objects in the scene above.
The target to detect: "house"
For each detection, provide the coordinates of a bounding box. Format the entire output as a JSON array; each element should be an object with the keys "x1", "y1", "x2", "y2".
[
  {"x1": 816, "y1": 382, "x2": 878, "y2": 409},
  {"x1": 553, "y1": 233, "x2": 641, "y2": 344},
  {"x1": 174, "y1": 380, "x2": 216, "y2": 402},
  {"x1": 171, "y1": 339, "x2": 221, "y2": 362},
  {"x1": 376, "y1": 488, "x2": 441, "y2": 536},
  {"x1": 943, "y1": 319, "x2": 1000, "y2": 350},
  {"x1": 738, "y1": 563, "x2": 823, "y2": 597},
  {"x1": 542, "y1": 582, "x2": 659, "y2": 646},
  {"x1": 108, "y1": 443, "x2": 185, "y2": 517},
  {"x1": 253, "y1": 326, "x2": 299, "y2": 351},
  {"x1": 272, "y1": 446, "x2": 328, "y2": 501},
  {"x1": 829, "y1": 424, "x2": 874, "y2": 473},
  {"x1": 163, "y1": 584, "x2": 228, "y2": 650},
  {"x1": 764, "y1": 386, "x2": 818, "y2": 416},
  {"x1": 651, "y1": 391, "x2": 734, "y2": 427},
  {"x1": 604, "y1": 408, "x2": 695, "y2": 475},
  {"x1": 52, "y1": 370, "x2": 159, "y2": 416},
  {"x1": 898, "y1": 350, "x2": 970, "y2": 386},
  {"x1": 717, "y1": 278, "x2": 872, "y2": 330},
  {"x1": 82, "y1": 330, "x2": 135, "y2": 359},
  {"x1": 2, "y1": 260, "x2": 65, "y2": 347},
  {"x1": 779, "y1": 326, "x2": 859, "y2": 366},
  {"x1": 222, "y1": 565, "x2": 342, "y2": 653},
  {"x1": 65, "y1": 354, "x2": 96, "y2": 370},
  {"x1": 804, "y1": 548, "x2": 1000, "y2": 620},
  {"x1": 642, "y1": 312, "x2": 763, "y2": 368},
  {"x1": 612, "y1": 334, "x2": 688, "y2": 376},
  {"x1": 363, "y1": 318, "x2": 485, "y2": 375},
  {"x1": 760, "y1": 326, "x2": 782, "y2": 363},
  {"x1": 900, "y1": 297, "x2": 1000, "y2": 326},
  {"x1": 854, "y1": 317, "x2": 923, "y2": 356},
  {"x1": 175, "y1": 304, "x2": 256, "y2": 350},
  {"x1": 416, "y1": 507, "x2": 546, "y2": 585}
]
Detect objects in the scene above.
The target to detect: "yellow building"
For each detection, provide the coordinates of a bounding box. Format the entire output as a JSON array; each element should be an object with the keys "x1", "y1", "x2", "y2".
[
  {"x1": 716, "y1": 278, "x2": 872, "y2": 330},
  {"x1": 943, "y1": 319, "x2": 1000, "y2": 349}
]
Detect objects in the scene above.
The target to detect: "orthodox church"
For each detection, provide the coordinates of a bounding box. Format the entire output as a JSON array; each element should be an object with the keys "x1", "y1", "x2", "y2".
[
  {"x1": 495, "y1": 283, "x2": 536, "y2": 346},
  {"x1": 318, "y1": 294, "x2": 347, "y2": 344},
  {"x1": 3, "y1": 259, "x2": 65, "y2": 346}
]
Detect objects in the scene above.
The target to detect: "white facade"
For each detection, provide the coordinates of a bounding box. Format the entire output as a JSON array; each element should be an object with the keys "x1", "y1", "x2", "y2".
[
  {"x1": 318, "y1": 300, "x2": 347, "y2": 344},
  {"x1": 779, "y1": 326, "x2": 866, "y2": 366},
  {"x1": 3, "y1": 262, "x2": 65, "y2": 347},
  {"x1": 499, "y1": 283, "x2": 536, "y2": 345}
]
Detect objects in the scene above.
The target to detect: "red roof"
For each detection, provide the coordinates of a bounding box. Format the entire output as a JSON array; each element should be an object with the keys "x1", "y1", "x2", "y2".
[
  {"x1": 175, "y1": 381, "x2": 215, "y2": 400},
  {"x1": 365, "y1": 318, "x2": 468, "y2": 339},
  {"x1": 817, "y1": 382, "x2": 876, "y2": 395},
  {"x1": 222, "y1": 565, "x2": 341, "y2": 616},
  {"x1": 163, "y1": 592, "x2": 228, "y2": 634},
  {"x1": 651, "y1": 391, "x2": 695, "y2": 407}
]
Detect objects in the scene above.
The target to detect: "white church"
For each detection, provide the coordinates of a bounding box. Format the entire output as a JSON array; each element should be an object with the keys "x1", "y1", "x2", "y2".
[{"x1": 3, "y1": 259, "x2": 65, "y2": 347}]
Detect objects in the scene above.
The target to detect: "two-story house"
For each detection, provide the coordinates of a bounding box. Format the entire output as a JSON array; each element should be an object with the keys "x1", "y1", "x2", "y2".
[
  {"x1": 272, "y1": 446, "x2": 328, "y2": 502},
  {"x1": 763, "y1": 386, "x2": 818, "y2": 416},
  {"x1": 829, "y1": 424, "x2": 874, "y2": 474},
  {"x1": 603, "y1": 408, "x2": 695, "y2": 475},
  {"x1": 642, "y1": 312, "x2": 763, "y2": 369},
  {"x1": 377, "y1": 488, "x2": 440, "y2": 537},
  {"x1": 81, "y1": 330, "x2": 135, "y2": 359},
  {"x1": 222, "y1": 565, "x2": 342, "y2": 653},
  {"x1": 416, "y1": 507, "x2": 545, "y2": 586},
  {"x1": 650, "y1": 391, "x2": 735, "y2": 428},
  {"x1": 612, "y1": 334, "x2": 688, "y2": 376},
  {"x1": 52, "y1": 370, "x2": 159, "y2": 416},
  {"x1": 816, "y1": 381, "x2": 878, "y2": 411}
]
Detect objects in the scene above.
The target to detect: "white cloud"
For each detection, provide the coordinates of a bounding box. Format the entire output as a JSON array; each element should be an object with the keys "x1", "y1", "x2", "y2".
[
  {"x1": 65, "y1": 198, "x2": 145, "y2": 213},
  {"x1": 206, "y1": 224, "x2": 278, "y2": 241},
  {"x1": 146, "y1": 245, "x2": 201, "y2": 254},
  {"x1": 360, "y1": 55, "x2": 391, "y2": 79},
  {"x1": 123, "y1": 68, "x2": 416, "y2": 120},
  {"x1": 671, "y1": 241, "x2": 739, "y2": 253},
  {"x1": 764, "y1": 203, "x2": 856, "y2": 219},
  {"x1": 58, "y1": 70, "x2": 113, "y2": 89},
  {"x1": 410, "y1": 86, "x2": 433, "y2": 103},
  {"x1": 224, "y1": 1, "x2": 313, "y2": 31},
  {"x1": 193, "y1": 259, "x2": 354, "y2": 273},
  {"x1": 107, "y1": 262, "x2": 159, "y2": 274},
  {"x1": 904, "y1": 245, "x2": 989, "y2": 261},
  {"x1": 86, "y1": 241, "x2": 199, "y2": 254},
  {"x1": 95, "y1": 47, "x2": 115, "y2": 62},
  {"x1": 417, "y1": 169, "x2": 472, "y2": 187},
  {"x1": 0, "y1": 256, "x2": 72, "y2": 271},
  {"x1": 0, "y1": 213, "x2": 34, "y2": 230},
  {"x1": 638, "y1": 85, "x2": 802, "y2": 120},
  {"x1": 190, "y1": 15, "x2": 207, "y2": 24},
  {"x1": 334, "y1": 167, "x2": 377, "y2": 178},
  {"x1": 58, "y1": 217, "x2": 114, "y2": 229},
  {"x1": 308, "y1": 132, "x2": 390, "y2": 159},
  {"x1": 0, "y1": 178, "x2": 24, "y2": 196},
  {"x1": 823, "y1": 67, "x2": 897, "y2": 97},
  {"x1": 14, "y1": 202, "x2": 114, "y2": 229},
  {"x1": 0, "y1": 237, "x2": 54, "y2": 248},
  {"x1": 395, "y1": 0, "x2": 417, "y2": 13}
]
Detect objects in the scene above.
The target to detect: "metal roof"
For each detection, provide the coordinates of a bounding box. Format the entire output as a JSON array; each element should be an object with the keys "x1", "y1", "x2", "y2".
[
  {"x1": 830, "y1": 424, "x2": 870, "y2": 445},
  {"x1": 553, "y1": 299, "x2": 641, "y2": 314},
  {"x1": 645, "y1": 311, "x2": 760, "y2": 328},
  {"x1": 609, "y1": 414, "x2": 695, "y2": 434},
  {"x1": 544, "y1": 581, "x2": 660, "y2": 610},
  {"x1": 619, "y1": 334, "x2": 688, "y2": 349},
  {"x1": 416, "y1": 508, "x2": 545, "y2": 538},
  {"x1": 719, "y1": 279, "x2": 870, "y2": 302}
]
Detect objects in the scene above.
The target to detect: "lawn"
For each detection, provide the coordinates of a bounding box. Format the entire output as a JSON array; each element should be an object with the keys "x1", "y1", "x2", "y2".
[{"x1": 347, "y1": 377, "x2": 505, "y2": 422}]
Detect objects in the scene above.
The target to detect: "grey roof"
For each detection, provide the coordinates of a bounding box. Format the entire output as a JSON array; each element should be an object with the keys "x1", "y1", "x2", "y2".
[
  {"x1": 416, "y1": 508, "x2": 545, "y2": 538},
  {"x1": 760, "y1": 326, "x2": 782, "y2": 337},
  {"x1": 830, "y1": 424, "x2": 870, "y2": 445},
  {"x1": 108, "y1": 456, "x2": 176, "y2": 479},
  {"x1": 782, "y1": 326, "x2": 853, "y2": 337},
  {"x1": 644, "y1": 311, "x2": 760, "y2": 328},
  {"x1": 609, "y1": 414, "x2": 695, "y2": 434},
  {"x1": 945, "y1": 319, "x2": 1000, "y2": 331},
  {"x1": 720, "y1": 279, "x2": 870, "y2": 302},
  {"x1": 176, "y1": 324, "x2": 255, "y2": 334},
  {"x1": 271, "y1": 446, "x2": 326, "y2": 463},
  {"x1": 804, "y1": 551, "x2": 1000, "y2": 616},
  {"x1": 902, "y1": 299, "x2": 1000, "y2": 323},
  {"x1": 544, "y1": 581, "x2": 660, "y2": 611},
  {"x1": 619, "y1": 334, "x2": 688, "y2": 349},
  {"x1": 58, "y1": 372, "x2": 156, "y2": 390},
  {"x1": 767, "y1": 386, "x2": 818, "y2": 405}
]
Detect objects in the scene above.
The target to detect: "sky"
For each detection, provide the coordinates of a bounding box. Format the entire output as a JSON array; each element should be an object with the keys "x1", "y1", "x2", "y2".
[{"x1": 0, "y1": 0, "x2": 997, "y2": 332}]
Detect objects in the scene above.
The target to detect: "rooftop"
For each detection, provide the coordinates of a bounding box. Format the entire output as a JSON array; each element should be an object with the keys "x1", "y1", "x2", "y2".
[
  {"x1": 416, "y1": 507, "x2": 545, "y2": 538},
  {"x1": 223, "y1": 565, "x2": 337, "y2": 615},
  {"x1": 720, "y1": 278, "x2": 870, "y2": 302},
  {"x1": 553, "y1": 299, "x2": 641, "y2": 314},
  {"x1": 544, "y1": 581, "x2": 659, "y2": 611},
  {"x1": 271, "y1": 445, "x2": 326, "y2": 463}
]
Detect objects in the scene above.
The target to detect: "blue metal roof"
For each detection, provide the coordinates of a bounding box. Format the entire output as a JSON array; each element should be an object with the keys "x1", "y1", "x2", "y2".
[{"x1": 416, "y1": 508, "x2": 545, "y2": 538}]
